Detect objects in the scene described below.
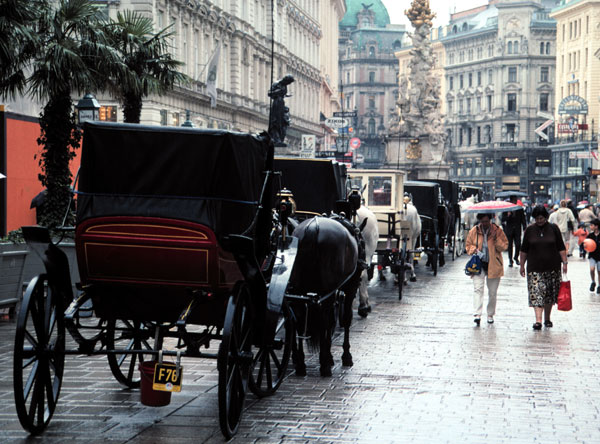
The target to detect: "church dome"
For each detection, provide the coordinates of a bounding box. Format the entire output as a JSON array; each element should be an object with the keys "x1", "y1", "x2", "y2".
[{"x1": 340, "y1": 0, "x2": 391, "y2": 28}]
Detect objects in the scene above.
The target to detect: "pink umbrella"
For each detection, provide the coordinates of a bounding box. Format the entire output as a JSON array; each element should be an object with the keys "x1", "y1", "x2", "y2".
[{"x1": 464, "y1": 200, "x2": 523, "y2": 213}]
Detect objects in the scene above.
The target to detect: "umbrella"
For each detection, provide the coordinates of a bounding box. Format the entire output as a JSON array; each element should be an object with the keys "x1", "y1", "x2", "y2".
[
  {"x1": 495, "y1": 190, "x2": 527, "y2": 198},
  {"x1": 464, "y1": 200, "x2": 524, "y2": 213},
  {"x1": 578, "y1": 200, "x2": 589, "y2": 205}
]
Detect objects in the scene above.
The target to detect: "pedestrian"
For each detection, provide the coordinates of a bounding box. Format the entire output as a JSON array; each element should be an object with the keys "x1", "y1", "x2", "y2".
[
  {"x1": 466, "y1": 213, "x2": 509, "y2": 326},
  {"x1": 501, "y1": 195, "x2": 527, "y2": 267},
  {"x1": 519, "y1": 205, "x2": 568, "y2": 330},
  {"x1": 578, "y1": 204, "x2": 595, "y2": 228},
  {"x1": 585, "y1": 219, "x2": 600, "y2": 293},
  {"x1": 548, "y1": 200, "x2": 576, "y2": 255},
  {"x1": 572, "y1": 222, "x2": 588, "y2": 259}
]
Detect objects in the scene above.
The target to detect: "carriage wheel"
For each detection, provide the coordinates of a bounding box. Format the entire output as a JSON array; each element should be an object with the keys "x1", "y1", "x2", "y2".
[
  {"x1": 454, "y1": 222, "x2": 463, "y2": 259},
  {"x1": 397, "y1": 251, "x2": 406, "y2": 301},
  {"x1": 13, "y1": 275, "x2": 65, "y2": 434},
  {"x1": 249, "y1": 301, "x2": 293, "y2": 397},
  {"x1": 106, "y1": 319, "x2": 155, "y2": 388},
  {"x1": 432, "y1": 235, "x2": 439, "y2": 276},
  {"x1": 218, "y1": 282, "x2": 254, "y2": 439}
]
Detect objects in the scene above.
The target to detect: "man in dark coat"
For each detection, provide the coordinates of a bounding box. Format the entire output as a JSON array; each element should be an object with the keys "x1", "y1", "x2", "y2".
[{"x1": 501, "y1": 195, "x2": 527, "y2": 267}]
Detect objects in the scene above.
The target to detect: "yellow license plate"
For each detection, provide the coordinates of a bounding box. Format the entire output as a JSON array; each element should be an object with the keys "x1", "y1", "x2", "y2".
[{"x1": 152, "y1": 362, "x2": 183, "y2": 392}]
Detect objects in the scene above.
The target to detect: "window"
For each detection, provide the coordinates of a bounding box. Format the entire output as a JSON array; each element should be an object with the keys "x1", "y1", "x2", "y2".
[
  {"x1": 540, "y1": 66, "x2": 549, "y2": 82},
  {"x1": 508, "y1": 67, "x2": 517, "y2": 82},
  {"x1": 486, "y1": 125, "x2": 492, "y2": 143},
  {"x1": 487, "y1": 95, "x2": 492, "y2": 112},
  {"x1": 488, "y1": 69, "x2": 493, "y2": 85},
  {"x1": 369, "y1": 46, "x2": 375, "y2": 57},
  {"x1": 459, "y1": 51, "x2": 464, "y2": 62},
  {"x1": 539, "y1": 93, "x2": 549, "y2": 111},
  {"x1": 368, "y1": 96, "x2": 375, "y2": 108},
  {"x1": 546, "y1": 42, "x2": 550, "y2": 54},
  {"x1": 477, "y1": 71, "x2": 482, "y2": 86},
  {"x1": 477, "y1": 126, "x2": 481, "y2": 145},
  {"x1": 467, "y1": 98, "x2": 471, "y2": 114},
  {"x1": 369, "y1": 71, "x2": 375, "y2": 83},
  {"x1": 459, "y1": 99, "x2": 464, "y2": 114},
  {"x1": 477, "y1": 47, "x2": 482, "y2": 59},
  {"x1": 468, "y1": 49, "x2": 473, "y2": 61},
  {"x1": 503, "y1": 157, "x2": 519, "y2": 174},
  {"x1": 508, "y1": 41, "x2": 512, "y2": 54},
  {"x1": 160, "y1": 109, "x2": 168, "y2": 126},
  {"x1": 477, "y1": 96, "x2": 481, "y2": 113},
  {"x1": 485, "y1": 158, "x2": 494, "y2": 175},
  {"x1": 475, "y1": 158, "x2": 482, "y2": 175},
  {"x1": 99, "y1": 106, "x2": 117, "y2": 122},
  {"x1": 459, "y1": 128, "x2": 463, "y2": 145},
  {"x1": 540, "y1": 42, "x2": 544, "y2": 55},
  {"x1": 488, "y1": 44, "x2": 493, "y2": 57},
  {"x1": 507, "y1": 93, "x2": 517, "y2": 111},
  {"x1": 447, "y1": 100, "x2": 453, "y2": 114},
  {"x1": 468, "y1": 73, "x2": 473, "y2": 87},
  {"x1": 465, "y1": 159, "x2": 472, "y2": 176},
  {"x1": 460, "y1": 75, "x2": 464, "y2": 89},
  {"x1": 535, "y1": 158, "x2": 550, "y2": 175},
  {"x1": 346, "y1": 72, "x2": 350, "y2": 83},
  {"x1": 368, "y1": 118, "x2": 375, "y2": 134},
  {"x1": 172, "y1": 112, "x2": 180, "y2": 126},
  {"x1": 449, "y1": 76, "x2": 454, "y2": 90},
  {"x1": 513, "y1": 41, "x2": 519, "y2": 53},
  {"x1": 467, "y1": 128, "x2": 472, "y2": 145}
]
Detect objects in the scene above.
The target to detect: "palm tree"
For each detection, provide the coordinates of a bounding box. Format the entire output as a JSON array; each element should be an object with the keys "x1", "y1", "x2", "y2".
[
  {"x1": 23, "y1": 0, "x2": 122, "y2": 228},
  {"x1": 104, "y1": 10, "x2": 188, "y2": 123},
  {"x1": 0, "y1": 0, "x2": 45, "y2": 98}
]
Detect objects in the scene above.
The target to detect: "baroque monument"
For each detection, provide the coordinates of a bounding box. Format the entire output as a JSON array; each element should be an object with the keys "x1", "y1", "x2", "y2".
[{"x1": 387, "y1": 0, "x2": 448, "y2": 179}]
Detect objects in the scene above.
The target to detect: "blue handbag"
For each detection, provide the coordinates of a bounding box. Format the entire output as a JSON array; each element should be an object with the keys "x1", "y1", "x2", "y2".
[{"x1": 465, "y1": 254, "x2": 482, "y2": 275}]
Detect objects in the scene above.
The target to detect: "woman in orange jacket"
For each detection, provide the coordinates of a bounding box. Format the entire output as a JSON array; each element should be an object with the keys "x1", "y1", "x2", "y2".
[{"x1": 465, "y1": 213, "x2": 509, "y2": 326}]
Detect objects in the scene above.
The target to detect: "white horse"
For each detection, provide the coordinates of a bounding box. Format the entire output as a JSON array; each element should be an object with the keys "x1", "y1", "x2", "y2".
[
  {"x1": 402, "y1": 202, "x2": 421, "y2": 283},
  {"x1": 356, "y1": 205, "x2": 378, "y2": 318}
]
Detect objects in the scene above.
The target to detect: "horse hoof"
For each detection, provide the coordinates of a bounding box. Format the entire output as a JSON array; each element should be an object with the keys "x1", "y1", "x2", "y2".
[
  {"x1": 320, "y1": 367, "x2": 332, "y2": 377},
  {"x1": 358, "y1": 306, "x2": 369, "y2": 318},
  {"x1": 295, "y1": 366, "x2": 307, "y2": 377},
  {"x1": 410, "y1": 276, "x2": 417, "y2": 282},
  {"x1": 367, "y1": 305, "x2": 372, "y2": 313},
  {"x1": 342, "y1": 355, "x2": 354, "y2": 367}
]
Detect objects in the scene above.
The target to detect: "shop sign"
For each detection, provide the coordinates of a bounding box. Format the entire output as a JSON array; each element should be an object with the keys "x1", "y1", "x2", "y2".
[
  {"x1": 567, "y1": 167, "x2": 582, "y2": 175},
  {"x1": 558, "y1": 95, "x2": 588, "y2": 115},
  {"x1": 568, "y1": 151, "x2": 597, "y2": 159}
]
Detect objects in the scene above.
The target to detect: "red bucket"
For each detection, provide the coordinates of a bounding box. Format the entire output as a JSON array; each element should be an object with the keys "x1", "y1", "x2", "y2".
[{"x1": 139, "y1": 361, "x2": 172, "y2": 407}]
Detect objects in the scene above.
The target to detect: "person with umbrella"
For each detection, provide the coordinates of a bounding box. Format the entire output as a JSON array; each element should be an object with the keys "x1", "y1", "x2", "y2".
[
  {"x1": 500, "y1": 195, "x2": 527, "y2": 267},
  {"x1": 465, "y1": 212, "x2": 509, "y2": 326}
]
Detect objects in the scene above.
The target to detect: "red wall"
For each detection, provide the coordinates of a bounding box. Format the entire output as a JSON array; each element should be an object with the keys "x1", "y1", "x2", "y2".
[{"x1": 4, "y1": 113, "x2": 81, "y2": 233}]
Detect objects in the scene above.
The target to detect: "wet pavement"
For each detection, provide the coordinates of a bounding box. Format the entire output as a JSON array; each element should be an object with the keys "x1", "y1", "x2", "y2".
[{"x1": 1, "y1": 250, "x2": 599, "y2": 443}]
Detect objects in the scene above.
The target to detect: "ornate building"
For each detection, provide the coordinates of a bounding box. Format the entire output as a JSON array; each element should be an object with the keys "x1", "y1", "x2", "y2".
[
  {"x1": 338, "y1": 1, "x2": 406, "y2": 168},
  {"x1": 444, "y1": 0, "x2": 558, "y2": 201},
  {"x1": 4, "y1": 0, "x2": 346, "y2": 155},
  {"x1": 548, "y1": 0, "x2": 600, "y2": 203}
]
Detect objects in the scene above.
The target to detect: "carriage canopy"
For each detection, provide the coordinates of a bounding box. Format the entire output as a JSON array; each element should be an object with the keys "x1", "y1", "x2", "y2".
[
  {"x1": 404, "y1": 181, "x2": 442, "y2": 220},
  {"x1": 77, "y1": 122, "x2": 273, "y2": 239}
]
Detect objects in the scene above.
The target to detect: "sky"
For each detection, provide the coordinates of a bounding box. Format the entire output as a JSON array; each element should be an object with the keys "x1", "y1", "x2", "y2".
[{"x1": 381, "y1": 0, "x2": 489, "y2": 28}]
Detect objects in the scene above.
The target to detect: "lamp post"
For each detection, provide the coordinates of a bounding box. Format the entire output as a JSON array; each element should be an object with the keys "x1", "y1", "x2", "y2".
[
  {"x1": 181, "y1": 109, "x2": 194, "y2": 127},
  {"x1": 75, "y1": 93, "x2": 100, "y2": 124}
]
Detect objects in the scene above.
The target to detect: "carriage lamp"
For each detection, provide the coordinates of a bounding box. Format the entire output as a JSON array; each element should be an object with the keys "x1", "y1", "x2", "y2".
[{"x1": 75, "y1": 93, "x2": 100, "y2": 125}]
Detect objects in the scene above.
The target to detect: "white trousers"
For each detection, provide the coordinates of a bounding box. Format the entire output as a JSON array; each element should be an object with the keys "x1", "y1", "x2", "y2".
[{"x1": 472, "y1": 272, "x2": 500, "y2": 318}]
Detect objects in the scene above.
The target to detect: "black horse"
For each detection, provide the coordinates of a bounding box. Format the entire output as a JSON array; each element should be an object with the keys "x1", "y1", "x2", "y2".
[{"x1": 287, "y1": 215, "x2": 366, "y2": 377}]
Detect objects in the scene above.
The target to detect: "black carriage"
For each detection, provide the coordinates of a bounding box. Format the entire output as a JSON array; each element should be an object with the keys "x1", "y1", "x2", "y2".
[
  {"x1": 416, "y1": 179, "x2": 461, "y2": 261},
  {"x1": 404, "y1": 180, "x2": 445, "y2": 276},
  {"x1": 460, "y1": 185, "x2": 483, "y2": 202},
  {"x1": 12, "y1": 122, "x2": 296, "y2": 439}
]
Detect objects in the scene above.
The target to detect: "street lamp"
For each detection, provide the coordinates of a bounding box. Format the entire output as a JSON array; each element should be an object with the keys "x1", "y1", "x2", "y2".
[{"x1": 75, "y1": 93, "x2": 100, "y2": 124}]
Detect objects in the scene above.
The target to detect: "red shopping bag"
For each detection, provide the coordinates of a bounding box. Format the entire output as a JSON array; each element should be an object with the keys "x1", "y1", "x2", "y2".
[{"x1": 557, "y1": 279, "x2": 572, "y2": 311}]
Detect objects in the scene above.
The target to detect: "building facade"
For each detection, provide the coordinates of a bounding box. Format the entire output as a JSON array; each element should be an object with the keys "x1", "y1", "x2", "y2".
[
  {"x1": 338, "y1": 1, "x2": 406, "y2": 168},
  {"x1": 444, "y1": 0, "x2": 558, "y2": 202},
  {"x1": 549, "y1": 0, "x2": 600, "y2": 203}
]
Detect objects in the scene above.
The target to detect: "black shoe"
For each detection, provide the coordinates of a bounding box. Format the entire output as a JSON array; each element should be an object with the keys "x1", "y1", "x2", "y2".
[
  {"x1": 591, "y1": 282, "x2": 596, "y2": 292},
  {"x1": 474, "y1": 317, "x2": 480, "y2": 326},
  {"x1": 533, "y1": 322, "x2": 542, "y2": 330},
  {"x1": 508, "y1": 262, "x2": 513, "y2": 267},
  {"x1": 596, "y1": 286, "x2": 600, "y2": 294},
  {"x1": 544, "y1": 320, "x2": 553, "y2": 328},
  {"x1": 515, "y1": 259, "x2": 520, "y2": 265}
]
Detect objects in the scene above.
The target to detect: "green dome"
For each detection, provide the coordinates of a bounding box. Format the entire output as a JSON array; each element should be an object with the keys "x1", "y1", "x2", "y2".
[{"x1": 340, "y1": 0, "x2": 391, "y2": 28}]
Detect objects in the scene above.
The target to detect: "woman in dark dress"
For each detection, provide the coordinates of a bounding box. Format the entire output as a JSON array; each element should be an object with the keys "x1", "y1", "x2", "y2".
[{"x1": 519, "y1": 205, "x2": 568, "y2": 330}]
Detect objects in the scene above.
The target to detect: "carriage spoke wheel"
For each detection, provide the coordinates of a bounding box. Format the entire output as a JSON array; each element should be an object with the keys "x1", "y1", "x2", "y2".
[
  {"x1": 106, "y1": 319, "x2": 154, "y2": 388},
  {"x1": 13, "y1": 275, "x2": 65, "y2": 434},
  {"x1": 218, "y1": 282, "x2": 253, "y2": 439},
  {"x1": 249, "y1": 301, "x2": 293, "y2": 397},
  {"x1": 454, "y1": 222, "x2": 463, "y2": 259}
]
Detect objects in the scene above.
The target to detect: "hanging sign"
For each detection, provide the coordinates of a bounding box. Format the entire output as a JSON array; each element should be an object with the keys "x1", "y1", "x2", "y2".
[{"x1": 558, "y1": 95, "x2": 588, "y2": 115}]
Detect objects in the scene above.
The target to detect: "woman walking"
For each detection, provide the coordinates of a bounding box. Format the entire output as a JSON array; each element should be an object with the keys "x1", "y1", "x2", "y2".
[
  {"x1": 519, "y1": 205, "x2": 568, "y2": 330},
  {"x1": 466, "y1": 213, "x2": 508, "y2": 326},
  {"x1": 548, "y1": 200, "x2": 576, "y2": 255}
]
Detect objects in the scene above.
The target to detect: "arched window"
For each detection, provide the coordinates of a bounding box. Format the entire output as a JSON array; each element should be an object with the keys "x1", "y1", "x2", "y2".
[
  {"x1": 368, "y1": 118, "x2": 375, "y2": 134},
  {"x1": 369, "y1": 46, "x2": 375, "y2": 57},
  {"x1": 453, "y1": 25, "x2": 458, "y2": 34},
  {"x1": 462, "y1": 22, "x2": 468, "y2": 31},
  {"x1": 546, "y1": 42, "x2": 550, "y2": 54},
  {"x1": 513, "y1": 41, "x2": 519, "y2": 53},
  {"x1": 507, "y1": 41, "x2": 513, "y2": 54},
  {"x1": 540, "y1": 42, "x2": 544, "y2": 54},
  {"x1": 393, "y1": 40, "x2": 402, "y2": 51}
]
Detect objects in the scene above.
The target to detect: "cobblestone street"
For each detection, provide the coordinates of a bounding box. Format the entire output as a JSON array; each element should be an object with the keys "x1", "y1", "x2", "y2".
[{"x1": 1, "y1": 251, "x2": 599, "y2": 443}]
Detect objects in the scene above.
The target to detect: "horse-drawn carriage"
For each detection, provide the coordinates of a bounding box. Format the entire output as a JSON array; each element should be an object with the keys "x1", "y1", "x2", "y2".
[
  {"x1": 347, "y1": 169, "x2": 416, "y2": 299},
  {"x1": 403, "y1": 180, "x2": 447, "y2": 276},
  {"x1": 13, "y1": 122, "x2": 297, "y2": 439}
]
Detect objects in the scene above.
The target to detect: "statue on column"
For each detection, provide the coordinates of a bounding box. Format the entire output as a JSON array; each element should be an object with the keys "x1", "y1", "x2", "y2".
[{"x1": 268, "y1": 75, "x2": 295, "y2": 147}]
